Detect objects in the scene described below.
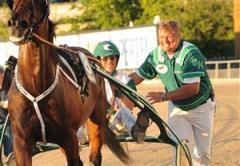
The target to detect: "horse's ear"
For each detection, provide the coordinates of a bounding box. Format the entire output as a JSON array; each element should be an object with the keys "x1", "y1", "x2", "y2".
[
  {"x1": 32, "y1": 0, "x2": 49, "y2": 15},
  {"x1": 39, "y1": 0, "x2": 50, "y2": 10},
  {"x1": 6, "y1": 0, "x2": 13, "y2": 10},
  {"x1": 43, "y1": 0, "x2": 50, "y2": 12},
  {"x1": 44, "y1": 0, "x2": 50, "y2": 7}
]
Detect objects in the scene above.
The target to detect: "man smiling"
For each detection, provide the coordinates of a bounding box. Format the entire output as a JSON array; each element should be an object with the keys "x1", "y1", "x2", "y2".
[{"x1": 130, "y1": 20, "x2": 215, "y2": 165}]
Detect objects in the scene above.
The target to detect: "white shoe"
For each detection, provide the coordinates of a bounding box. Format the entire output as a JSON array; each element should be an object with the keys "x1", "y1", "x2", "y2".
[{"x1": 78, "y1": 135, "x2": 89, "y2": 147}]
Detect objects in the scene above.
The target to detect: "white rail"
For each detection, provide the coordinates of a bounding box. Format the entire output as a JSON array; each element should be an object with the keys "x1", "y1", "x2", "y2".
[{"x1": 206, "y1": 60, "x2": 240, "y2": 79}]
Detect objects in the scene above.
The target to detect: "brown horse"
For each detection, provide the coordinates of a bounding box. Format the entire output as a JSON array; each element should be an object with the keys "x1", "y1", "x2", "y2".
[{"x1": 6, "y1": 0, "x2": 129, "y2": 165}]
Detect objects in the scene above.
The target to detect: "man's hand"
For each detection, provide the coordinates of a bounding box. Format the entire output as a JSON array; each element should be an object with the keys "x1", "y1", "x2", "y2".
[
  {"x1": 146, "y1": 92, "x2": 167, "y2": 104},
  {"x1": 0, "y1": 100, "x2": 8, "y2": 109},
  {"x1": 0, "y1": 90, "x2": 8, "y2": 109}
]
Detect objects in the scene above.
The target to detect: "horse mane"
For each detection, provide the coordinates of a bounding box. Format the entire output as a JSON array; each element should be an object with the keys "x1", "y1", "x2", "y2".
[{"x1": 48, "y1": 19, "x2": 56, "y2": 42}]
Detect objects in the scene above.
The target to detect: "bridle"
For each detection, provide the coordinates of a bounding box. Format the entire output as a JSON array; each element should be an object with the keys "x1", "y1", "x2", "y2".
[
  {"x1": 9, "y1": 0, "x2": 50, "y2": 42},
  {"x1": 25, "y1": 0, "x2": 50, "y2": 42}
]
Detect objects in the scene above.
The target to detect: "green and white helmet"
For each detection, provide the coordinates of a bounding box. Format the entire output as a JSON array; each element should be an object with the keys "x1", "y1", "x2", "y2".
[{"x1": 93, "y1": 41, "x2": 120, "y2": 58}]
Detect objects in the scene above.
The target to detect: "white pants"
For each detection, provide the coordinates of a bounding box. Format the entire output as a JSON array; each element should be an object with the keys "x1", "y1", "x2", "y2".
[
  {"x1": 168, "y1": 99, "x2": 215, "y2": 166},
  {"x1": 77, "y1": 125, "x2": 88, "y2": 145},
  {"x1": 109, "y1": 107, "x2": 136, "y2": 136}
]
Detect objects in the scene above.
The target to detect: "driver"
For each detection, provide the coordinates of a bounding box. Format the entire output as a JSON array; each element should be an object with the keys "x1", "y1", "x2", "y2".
[
  {"x1": 82, "y1": 41, "x2": 148, "y2": 143},
  {"x1": 93, "y1": 41, "x2": 137, "y2": 137}
]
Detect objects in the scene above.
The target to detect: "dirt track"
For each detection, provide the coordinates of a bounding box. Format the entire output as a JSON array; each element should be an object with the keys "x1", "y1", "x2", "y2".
[{"x1": 32, "y1": 80, "x2": 240, "y2": 166}]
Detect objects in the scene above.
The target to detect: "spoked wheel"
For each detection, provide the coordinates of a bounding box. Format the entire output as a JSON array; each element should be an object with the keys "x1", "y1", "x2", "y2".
[{"x1": 176, "y1": 140, "x2": 192, "y2": 166}]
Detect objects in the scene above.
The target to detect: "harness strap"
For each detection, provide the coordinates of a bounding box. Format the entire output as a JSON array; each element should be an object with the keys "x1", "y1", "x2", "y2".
[
  {"x1": 58, "y1": 55, "x2": 78, "y2": 82},
  {"x1": 58, "y1": 66, "x2": 80, "y2": 89},
  {"x1": 15, "y1": 63, "x2": 82, "y2": 143},
  {"x1": 15, "y1": 66, "x2": 61, "y2": 143}
]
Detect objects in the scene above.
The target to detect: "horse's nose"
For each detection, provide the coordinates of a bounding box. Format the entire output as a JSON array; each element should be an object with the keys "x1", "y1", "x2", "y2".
[{"x1": 8, "y1": 19, "x2": 16, "y2": 27}]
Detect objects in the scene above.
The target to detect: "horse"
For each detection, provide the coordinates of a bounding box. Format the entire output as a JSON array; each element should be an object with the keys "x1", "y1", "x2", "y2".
[{"x1": 6, "y1": 0, "x2": 129, "y2": 165}]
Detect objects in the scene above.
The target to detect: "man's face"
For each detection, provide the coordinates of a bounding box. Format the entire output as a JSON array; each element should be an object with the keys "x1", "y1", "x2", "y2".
[
  {"x1": 158, "y1": 28, "x2": 181, "y2": 54},
  {"x1": 100, "y1": 56, "x2": 118, "y2": 74}
]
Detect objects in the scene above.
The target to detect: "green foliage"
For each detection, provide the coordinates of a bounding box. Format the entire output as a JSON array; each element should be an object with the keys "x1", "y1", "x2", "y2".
[
  {"x1": 0, "y1": 5, "x2": 9, "y2": 41},
  {"x1": 179, "y1": 0, "x2": 233, "y2": 40},
  {"x1": 78, "y1": 0, "x2": 143, "y2": 29},
  {"x1": 135, "y1": 0, "x2": 182, "y2": 25},
  {"x1": 0, "y1": 20, "x2": 8, "y2": 41},
  {"x1": 179, "y1": 0, "x2": 234, "y2": 59}
]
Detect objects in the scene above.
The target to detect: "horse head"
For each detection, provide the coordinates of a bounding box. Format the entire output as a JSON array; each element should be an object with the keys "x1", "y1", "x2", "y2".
[{"x1": 7, "y1": 0, "x2": 50, "y2": 45}]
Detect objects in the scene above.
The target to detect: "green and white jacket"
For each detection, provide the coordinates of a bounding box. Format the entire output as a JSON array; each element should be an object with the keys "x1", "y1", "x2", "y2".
[{"x1": 137, "y1": 41, "x2": 213, "y2": 111}]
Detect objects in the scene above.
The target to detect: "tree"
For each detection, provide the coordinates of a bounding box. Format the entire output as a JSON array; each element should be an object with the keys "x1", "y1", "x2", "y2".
[
  {"x1": 0, "y1": 5, "x2": 10, "y2": 41},
  {"x1": 135, "y1": 0, "x2": 183, "y2": 25},
  {"x1": 78, "y1": 0, "x2": 143, "y2": 30},
  {"x1": 179, "y1": 0, "x2": 234, "y2": 59}
]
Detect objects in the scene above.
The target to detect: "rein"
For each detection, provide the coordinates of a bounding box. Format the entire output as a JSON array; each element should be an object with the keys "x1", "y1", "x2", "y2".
[{"x1": 32, "y1": 33, "x2": 101, "y2": 66}]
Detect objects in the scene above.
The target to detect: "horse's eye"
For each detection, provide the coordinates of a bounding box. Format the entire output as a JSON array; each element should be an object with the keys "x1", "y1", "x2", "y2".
[{"x1": 18, "y1": 20, "x2": 28, "y2": 29}]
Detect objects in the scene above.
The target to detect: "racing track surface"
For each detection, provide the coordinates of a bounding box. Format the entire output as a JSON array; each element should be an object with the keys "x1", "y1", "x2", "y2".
[{"x1": 32, "y1": 80, "x2": 240, "y2": 166}]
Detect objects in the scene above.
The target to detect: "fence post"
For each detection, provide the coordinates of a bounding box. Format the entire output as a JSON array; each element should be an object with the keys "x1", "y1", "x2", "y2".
[
  {"x1": 227, "y1": 62, "x2": 231, "y2": 79},
  {"x1": 237, "y1": 61, "x2": 240, "y2": 78},
  {"x1": 215, "y1": 63, "x2": 219, "y2": 79}
]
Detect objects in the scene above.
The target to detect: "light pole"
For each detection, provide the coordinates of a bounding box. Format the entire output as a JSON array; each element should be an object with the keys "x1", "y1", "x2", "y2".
[
  {"x1": 234, "y1": 0, "x2": 240, "y2": 59},
  {"x1": 153, "y1": 15, "x2": 161, "y2": 45}
]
